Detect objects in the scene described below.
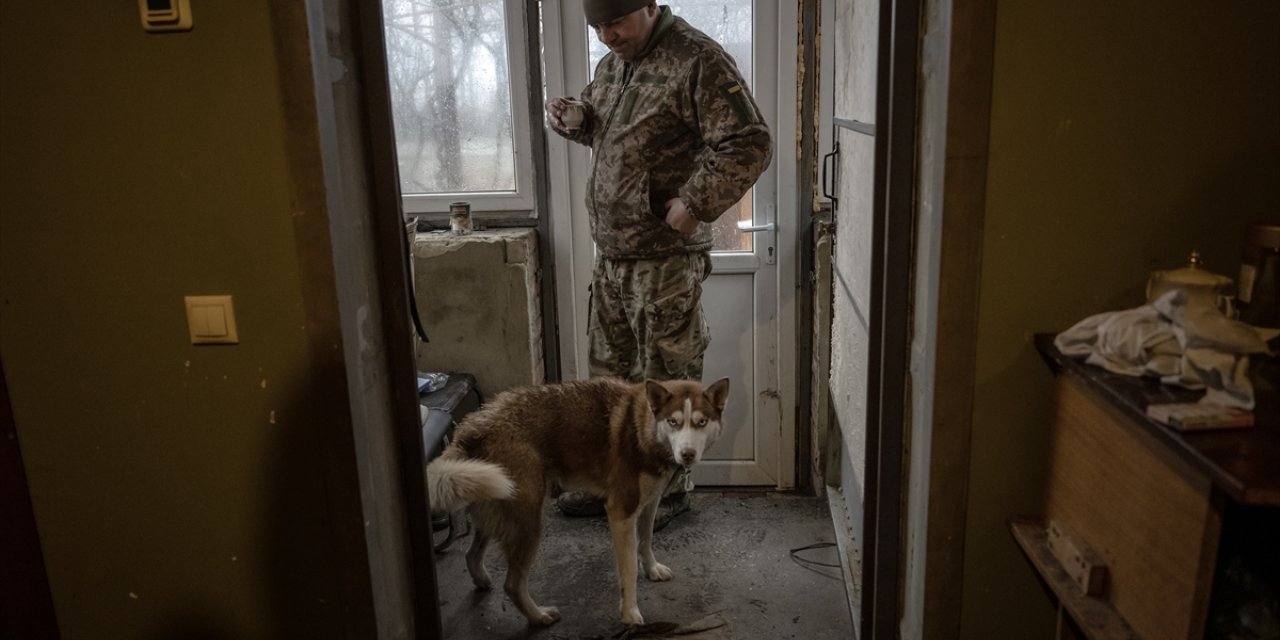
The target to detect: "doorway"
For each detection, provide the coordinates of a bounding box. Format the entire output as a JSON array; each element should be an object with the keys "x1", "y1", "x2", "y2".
[{"x1": 354, "y1": 0, "x2": 932, "y2": 637}]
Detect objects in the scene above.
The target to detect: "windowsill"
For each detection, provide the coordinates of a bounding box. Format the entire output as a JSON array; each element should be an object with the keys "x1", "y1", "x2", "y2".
[{"x1": 409, "y1": 213, "x2": 539, "y2": 233}]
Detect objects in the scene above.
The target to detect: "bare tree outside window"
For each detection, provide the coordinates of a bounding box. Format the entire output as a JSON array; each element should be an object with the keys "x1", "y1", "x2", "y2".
[
  {"x1": 383, "y1": 0, "x2": 518, "y2": 196},
  {"x1": 588, "y1": 1, "x2": 756, "y2": 252}
]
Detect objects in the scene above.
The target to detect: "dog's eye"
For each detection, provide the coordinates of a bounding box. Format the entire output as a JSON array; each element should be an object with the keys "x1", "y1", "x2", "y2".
[
  {"x1": 696, "y1": 417, "x2": 707, "y2": 427},
  {"x1": 667, "y1": 417, "x2": 680, "y2": 427}
]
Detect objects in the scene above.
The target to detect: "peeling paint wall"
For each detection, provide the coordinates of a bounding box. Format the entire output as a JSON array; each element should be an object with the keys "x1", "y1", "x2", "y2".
[
  {"x1": 412, "y1": 229, "x2": 546, "y2": 395},
  {"x1": 810, "y1": 221, "x2": 835, "y2": 494}
]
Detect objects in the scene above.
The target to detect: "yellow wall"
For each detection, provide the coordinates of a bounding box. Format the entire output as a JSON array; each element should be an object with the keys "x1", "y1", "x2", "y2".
[
  {"x1": 964, "y1": 2, "x2": 1280, "y2": 636},
  {"x1": 0, "y1": 2, "x2": 376, "y2": 638}
]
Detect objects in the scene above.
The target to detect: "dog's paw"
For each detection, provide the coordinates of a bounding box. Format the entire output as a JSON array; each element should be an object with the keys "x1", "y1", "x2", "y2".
[
  {"x1": 529, "y1": 606, "x2": 561, "y2": 626},
  {"x1": 468, "y1": 565, "x2": 491, "y2": 588},
  {"x1": 644, "y1": 562, "x2": 673, "y2": 582},
  {"x1": 621, "y1": 606, "x2": 644, "y2": 626}
]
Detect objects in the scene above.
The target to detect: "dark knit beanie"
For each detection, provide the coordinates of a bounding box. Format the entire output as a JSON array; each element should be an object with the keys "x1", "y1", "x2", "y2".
[{"x1": 584, "y1": 0, "x2": 652, "y2": 25}]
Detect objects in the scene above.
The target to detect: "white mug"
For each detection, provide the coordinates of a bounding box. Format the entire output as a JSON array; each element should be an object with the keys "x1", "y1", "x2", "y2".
[{"x1": 561, "y1": 100, "x2": 585, "y2": 130}]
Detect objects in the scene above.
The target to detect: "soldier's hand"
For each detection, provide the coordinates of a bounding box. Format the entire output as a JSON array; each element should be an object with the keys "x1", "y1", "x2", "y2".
[
  {"x1": 546, "y1": 97, "x2": 571, "y2": 133},
  {"x1": 663, "y1": 198, "x2": 699, "y2": 235}
]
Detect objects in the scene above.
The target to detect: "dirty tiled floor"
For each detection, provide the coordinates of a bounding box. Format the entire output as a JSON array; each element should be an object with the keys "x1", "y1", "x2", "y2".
[{"x1": 433, "y1": 492, "x2": 853, "y2": 639}]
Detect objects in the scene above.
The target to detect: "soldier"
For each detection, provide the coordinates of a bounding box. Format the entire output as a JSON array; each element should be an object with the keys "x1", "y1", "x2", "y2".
[{"x1": 546, "y1": 0, "x2": 772, "y2": 527}]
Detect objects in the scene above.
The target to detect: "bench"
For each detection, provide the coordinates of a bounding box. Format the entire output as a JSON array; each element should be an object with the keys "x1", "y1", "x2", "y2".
[{"x1": 418, "y1": 372, "x2": 481, "y2": 552}]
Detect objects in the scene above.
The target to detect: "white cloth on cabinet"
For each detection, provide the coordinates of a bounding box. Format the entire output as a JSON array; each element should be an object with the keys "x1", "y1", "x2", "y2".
[{"x1": 1054, "y1": 290, "x2": 1275, "y2": 409}]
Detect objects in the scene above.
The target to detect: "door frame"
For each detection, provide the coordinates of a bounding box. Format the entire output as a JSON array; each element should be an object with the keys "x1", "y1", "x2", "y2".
[
  {"x1": 321, "y1": 0, "x2": 994, "y2": 636},
  {"x1": 896, "y1": 0, "x2": 996, "y2": 637},
  {"x1": 858, "y1": 0, "x2": 922, "y2": 636},
  {"x1": 311, "y1": 0, "x2": 442, "y2": 636},
  {"x1": 852, "y1": 0, "x2": 996, "y2": 636}
]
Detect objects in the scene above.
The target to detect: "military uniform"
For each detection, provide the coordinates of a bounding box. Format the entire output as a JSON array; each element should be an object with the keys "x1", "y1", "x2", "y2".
[
  {"x1": 556, "y1": 6, "x2": 772, "y2": 499},
  {"x1": 587, "y1": 251, "x2": 712, "y2": 382}
]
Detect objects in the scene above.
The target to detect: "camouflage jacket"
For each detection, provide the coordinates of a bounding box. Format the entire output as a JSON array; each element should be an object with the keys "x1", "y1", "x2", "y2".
[{"x1": 559, "y1": 7, "x2": 773, "y2": 259}]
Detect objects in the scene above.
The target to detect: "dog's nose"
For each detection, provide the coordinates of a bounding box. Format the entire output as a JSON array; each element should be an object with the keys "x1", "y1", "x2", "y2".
[{"x1": 680, "y1": 449, "x2": 697, "y2": 465}]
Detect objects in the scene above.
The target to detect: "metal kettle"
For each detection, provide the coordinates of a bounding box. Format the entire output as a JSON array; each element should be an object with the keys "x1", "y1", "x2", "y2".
[{"x1": 1146, "y1": 250, "x2": 1236, "y2": 317}]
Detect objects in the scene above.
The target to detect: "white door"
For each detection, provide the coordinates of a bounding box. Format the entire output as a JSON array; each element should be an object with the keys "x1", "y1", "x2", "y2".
[{"x1": 544, "y1": 0, "x2": 798, "y2": 488}]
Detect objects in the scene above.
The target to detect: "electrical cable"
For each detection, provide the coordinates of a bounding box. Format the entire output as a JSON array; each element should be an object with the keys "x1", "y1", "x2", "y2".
[
  {"x1": 788, "y1": 541, "x2": 842, "y2": 579},
  {"x1": 403, "y1": 217, "x2": 429, "y2": 342}
]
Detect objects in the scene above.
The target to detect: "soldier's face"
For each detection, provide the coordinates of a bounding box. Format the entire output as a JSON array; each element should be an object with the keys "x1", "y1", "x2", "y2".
[{"x1": 592, "y1": 3, "x2": 660, "y2": 61}]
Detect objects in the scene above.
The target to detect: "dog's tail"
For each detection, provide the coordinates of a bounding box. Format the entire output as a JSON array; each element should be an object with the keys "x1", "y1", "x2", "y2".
[{"x1": 426, "y1": 457, "x2": 516, "y2": 512}]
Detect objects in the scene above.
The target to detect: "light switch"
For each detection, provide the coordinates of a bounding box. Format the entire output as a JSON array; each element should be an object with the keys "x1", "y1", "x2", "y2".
[
  {"x1": 185, "y1": 295, "x2": 239, "y2": 344},
  {"x1": 139, "y1": 0, "x2": 193, "y2": 32}
]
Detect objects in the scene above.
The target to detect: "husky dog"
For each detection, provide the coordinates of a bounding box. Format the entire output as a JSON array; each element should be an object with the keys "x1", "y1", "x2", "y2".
[{"x1": 426, "y1": 376, "x2": 730, "y2": 627}]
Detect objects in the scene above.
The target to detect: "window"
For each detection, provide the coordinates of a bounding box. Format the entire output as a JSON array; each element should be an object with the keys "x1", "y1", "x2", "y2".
[{"x1": 382, "y1": 0, "x2": 535, "y2": 215}]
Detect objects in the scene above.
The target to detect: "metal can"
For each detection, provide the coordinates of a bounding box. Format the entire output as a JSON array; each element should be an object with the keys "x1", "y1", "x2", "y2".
[
  {"x1": 448, "y1": 201, "x2": 472, "y2": 235},
  {"x1": 561, "y1": 99, "x2": 586, "y2": 131}
]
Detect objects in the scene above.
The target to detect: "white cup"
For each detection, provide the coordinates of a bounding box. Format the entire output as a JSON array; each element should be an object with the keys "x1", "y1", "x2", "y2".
[{"x1": 561, "y1": 100, "x2": 585, "y2": 130}]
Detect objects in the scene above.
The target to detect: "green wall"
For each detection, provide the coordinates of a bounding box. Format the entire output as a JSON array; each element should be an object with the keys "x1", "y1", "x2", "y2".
[
  {"x1": 0, "y1": 2, "x2": 376, "y2": 638},
  {"x1": 963, "y1": 2, "x2": 1280, "y2": 637}
]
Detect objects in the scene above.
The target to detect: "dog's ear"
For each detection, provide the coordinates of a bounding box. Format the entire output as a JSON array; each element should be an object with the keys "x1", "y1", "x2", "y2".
[
  {"x1": 644, "y1": 379, "x2": 672, "y2": 416},
  {"x1": 704, "y1": 377, "x2": 730, "y2": 413}
]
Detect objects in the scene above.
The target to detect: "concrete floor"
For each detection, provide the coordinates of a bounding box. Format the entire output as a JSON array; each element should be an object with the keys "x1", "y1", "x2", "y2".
[{"x1": 433, "y1": 492, "x2": 854, "y2": 640}]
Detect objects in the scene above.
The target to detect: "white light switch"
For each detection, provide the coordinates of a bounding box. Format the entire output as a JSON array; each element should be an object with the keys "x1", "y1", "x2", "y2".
[{"x1": 185, "y1": 295, "x2": 239, "y2": 344}]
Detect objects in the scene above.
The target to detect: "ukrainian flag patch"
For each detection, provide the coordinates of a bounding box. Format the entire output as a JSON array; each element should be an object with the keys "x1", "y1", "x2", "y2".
[{"x1": 720, "y1": 80, "x2": 755, "y2": 124}]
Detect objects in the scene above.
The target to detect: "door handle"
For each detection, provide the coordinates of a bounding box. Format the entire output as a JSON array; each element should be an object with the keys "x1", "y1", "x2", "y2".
[
  {"x1": 822, "y1": 141, "x2": 840, "y2": 213},
  {"x1": 737, "y1": 217, "x2": 777, "y2": 265}
]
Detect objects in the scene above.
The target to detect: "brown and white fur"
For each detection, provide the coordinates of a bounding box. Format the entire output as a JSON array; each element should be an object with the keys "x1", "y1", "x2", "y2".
[{"x1": 426, "y1": 376, "x2": 730, "y2": 627}]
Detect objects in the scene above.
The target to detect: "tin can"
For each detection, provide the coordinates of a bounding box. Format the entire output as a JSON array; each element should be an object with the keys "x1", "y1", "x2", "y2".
[
  {"x1": 561, "y1": 99, "x2": 586, "y2": 131},
  {"x1": 449, "y1": 201, "x2": 472, "y2": 235}
]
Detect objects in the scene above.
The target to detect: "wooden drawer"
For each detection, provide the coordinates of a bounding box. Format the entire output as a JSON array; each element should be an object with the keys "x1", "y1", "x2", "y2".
[{"x1": 1042, "y1": 374, "x2": 1223, "y2": 639}]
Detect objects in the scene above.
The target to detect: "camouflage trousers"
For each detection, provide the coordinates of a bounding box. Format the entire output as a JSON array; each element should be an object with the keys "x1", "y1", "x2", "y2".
[{"x1": 588, "y1": 252, "x2": 713, "y2": 496}]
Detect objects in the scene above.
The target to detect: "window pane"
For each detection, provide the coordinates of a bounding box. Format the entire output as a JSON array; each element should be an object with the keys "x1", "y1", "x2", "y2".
[
  {"x1": 709, "y1": 194, "x2": 753, "y2": 251},
  {"x1": 383, "y1": 0, "x2": 517, "y2": 195},
  {"x1": 586, "y1": 2, "x2": 755, "y2": 252}
]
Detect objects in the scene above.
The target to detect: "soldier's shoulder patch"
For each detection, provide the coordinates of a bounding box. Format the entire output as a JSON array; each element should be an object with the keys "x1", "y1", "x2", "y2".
[{"x1": 720, "y1": 80, "x2": 756, "y2": 125}]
